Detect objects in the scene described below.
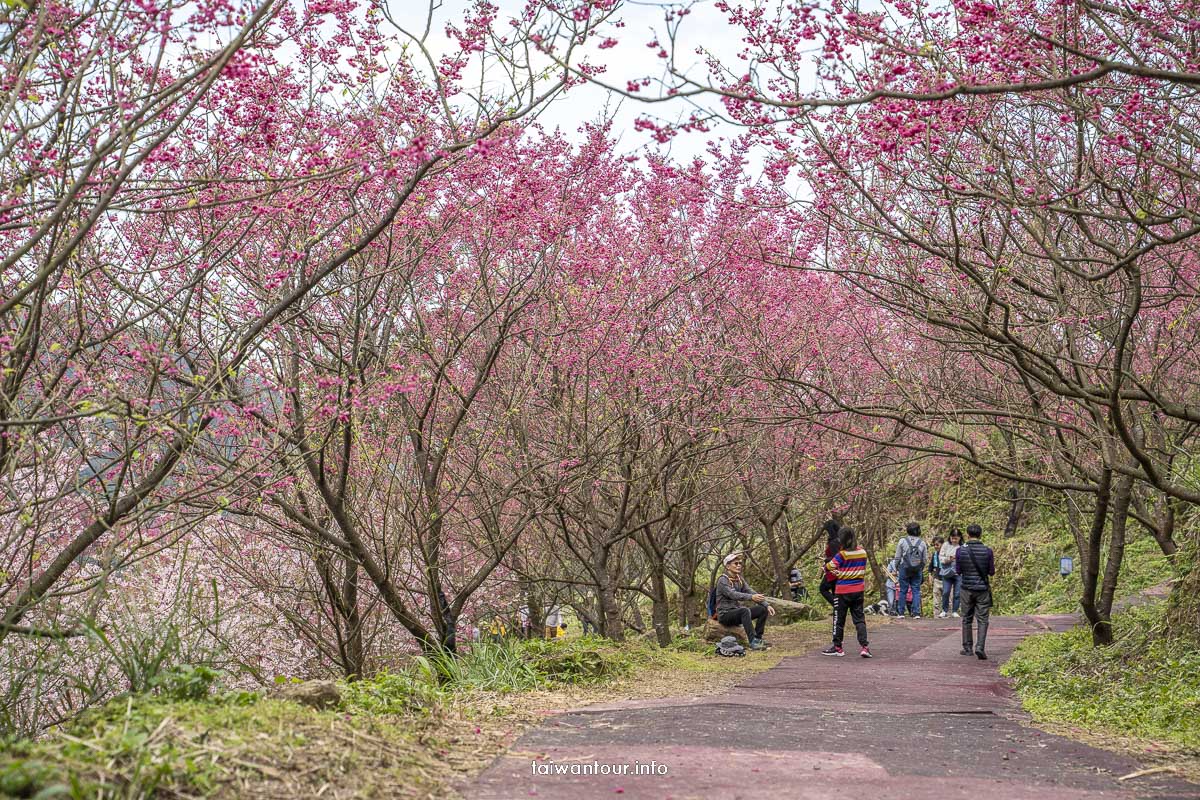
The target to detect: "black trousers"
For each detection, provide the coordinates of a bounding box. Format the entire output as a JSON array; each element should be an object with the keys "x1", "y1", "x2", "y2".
[
  {"x1": 832, "y1": 592, "x2": 868, "y2": 648},
  {"x1": 961, "y1": 587, "x2": 992, "y2": 652},
  {"x1": 719, "y1": 604, "x2": 767, "y2": 642},
  {"x1": 819, "y1": 576, "x2": 837, "y2": 606}
]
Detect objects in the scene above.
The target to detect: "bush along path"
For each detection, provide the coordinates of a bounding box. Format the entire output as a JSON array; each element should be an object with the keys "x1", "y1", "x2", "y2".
[{"x1": 471, "y1": 615, "x2": 1199, "y2": 800}]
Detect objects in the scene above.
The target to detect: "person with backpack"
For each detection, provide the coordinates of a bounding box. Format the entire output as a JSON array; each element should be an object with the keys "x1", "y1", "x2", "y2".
[
  {"x1": 818, "y1": 519, "x2": 840, "y2": 608},
  {"x1": 713, "y1": 552, "x2": 774, "y2": 651},
  {"x1": 821, "y1": 527, "x2": 871, "y2": 658},
  {"x1": 894, "y1": 522, "x2": 928, "y2": 618},
  {"x1": 956, "y1": 524, "x2": 996, "y2": 659}
]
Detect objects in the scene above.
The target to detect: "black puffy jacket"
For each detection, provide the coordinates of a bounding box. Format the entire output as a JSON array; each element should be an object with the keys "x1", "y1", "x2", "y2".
[{"x1": 956, "y1": 541, "x2": 995, "y2": 593}]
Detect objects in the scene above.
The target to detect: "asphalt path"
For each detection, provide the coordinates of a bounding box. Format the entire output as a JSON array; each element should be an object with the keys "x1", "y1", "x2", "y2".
[{"x1": 469, "y1": 615, "x2": 1197, "y2": 799}]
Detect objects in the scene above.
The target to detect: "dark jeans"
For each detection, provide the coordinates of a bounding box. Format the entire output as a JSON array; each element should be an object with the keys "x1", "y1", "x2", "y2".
[
  {"x1": 898, "y1": 568, "x2": 922, "y2": 616},
  {"x1": 719, "y1": 604, "x2": 767, "y2": 642},
  {"x1": 819, "y1": 576, "x2": 837, "y2": 607},
  {"x1": 961, "y1": 587, "x2": 992, "y2": 652},
  {"x1": 832, "y1": 592, "x2": 868, "y2": 648},
  {"x1": 941, "y1": 575, "x2": 960, "y2": 613}
]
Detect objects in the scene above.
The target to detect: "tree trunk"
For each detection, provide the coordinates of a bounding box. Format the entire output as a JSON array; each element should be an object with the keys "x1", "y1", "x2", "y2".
[
  {"x1": 595, "y1": 547, "x2": 625, "y2": 641},
  {"x1": 762, "y1": 514, "x2": 790, "y2": 596},
  {"x1": 1003, "y1": 485, "x2": 1025, "y2": 538},
  {"x1": 649, "y1": 568, "x2": 672, "y2": 646},
  {"x1": 1141, "y1": 495, "x2": 1179, "y2": 557},
  {"x1": 679, "y1": 586, "x2": 703, "y2": 629},
  {"x1": 862, "y1": 527, "x2": 886, "y2": 595},
  {"x1": 626, "y1": 595, "x2": 646, "y2": 634},
  {"x1": 1094, "y1": 473, "x2": 1133, "y2": 645},
  {"x1": 1079, "y1": 469, "x2": 1113, "y2": 646},
  {"x1": 315, "y1": 548, "x2": 366, "y2": 679},
  {"x1": 341, "y1": 558, "x2": 365, "y2": 677}
]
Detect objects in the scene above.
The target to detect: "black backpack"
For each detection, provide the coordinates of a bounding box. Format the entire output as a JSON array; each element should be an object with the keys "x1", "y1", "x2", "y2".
[{"x1": 901, "y1": 537, "x2": 924, "y2": 572}]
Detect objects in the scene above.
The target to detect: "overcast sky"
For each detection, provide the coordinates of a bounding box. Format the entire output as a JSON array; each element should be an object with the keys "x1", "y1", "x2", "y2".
[{"x1": 385, "y1": 0, "x2": 760, "y2": 166}]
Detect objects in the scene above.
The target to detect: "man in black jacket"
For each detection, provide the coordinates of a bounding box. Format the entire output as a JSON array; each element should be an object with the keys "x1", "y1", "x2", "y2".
[{"x1": 955, "y1": 524, "x2": 995, "y2": 659}]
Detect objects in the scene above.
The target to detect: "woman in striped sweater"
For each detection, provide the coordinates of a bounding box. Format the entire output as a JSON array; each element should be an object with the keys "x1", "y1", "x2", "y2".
[{"x1": 822, "y1": 527, "x2": 872, "y2": 658}]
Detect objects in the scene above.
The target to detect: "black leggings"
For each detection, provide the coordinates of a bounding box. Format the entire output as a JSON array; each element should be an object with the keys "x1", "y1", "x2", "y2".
[
  {"x1": 832, "y1": 592, "x2": 868, "y2": 648},
  {"x1": 718, "y1": 605, "x2": 767, "y2": 642},
  {"x1": 819, "y1": 576, "x2": 837, "y2": 606}
]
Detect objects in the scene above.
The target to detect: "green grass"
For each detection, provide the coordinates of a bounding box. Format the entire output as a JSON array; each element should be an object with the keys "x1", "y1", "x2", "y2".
[
  {"x1": 0, "y1": 691, "x2": 439, "y2": 799},
  {"x1": 1002, "y1": 604, "x2": 1200, "y2": 751},
  {"x1": 0, "y1": 636, "x2": 646, "y2": 798}
]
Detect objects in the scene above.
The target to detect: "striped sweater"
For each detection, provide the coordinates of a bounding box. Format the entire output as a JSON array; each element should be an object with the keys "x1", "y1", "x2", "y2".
[{"x1": 826, "y1": 548, "x2": 868, "y2": 594}]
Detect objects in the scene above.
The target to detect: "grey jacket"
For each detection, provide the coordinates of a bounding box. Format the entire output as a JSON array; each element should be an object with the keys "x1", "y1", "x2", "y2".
[{"x1": 715, "y1": 574, "x2": 759, "y2": 617}]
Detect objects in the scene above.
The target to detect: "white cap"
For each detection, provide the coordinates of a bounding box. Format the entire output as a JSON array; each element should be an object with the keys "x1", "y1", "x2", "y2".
[{"x1": 724, "y1": 552, "x2": 742, "y2": 565}]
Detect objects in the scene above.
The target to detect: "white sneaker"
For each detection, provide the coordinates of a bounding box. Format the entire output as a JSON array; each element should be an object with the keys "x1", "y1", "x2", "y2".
[
  {"x1": 937, "y1": 612, "x2": 947, "y2": 618},
  {"x1": 952, "y1": 612, "x2": 960, "y2": 618}
]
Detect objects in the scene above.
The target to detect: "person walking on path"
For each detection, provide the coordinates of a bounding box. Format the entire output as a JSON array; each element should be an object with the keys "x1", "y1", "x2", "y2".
[
  {"x1": 939, "y1": 529, "x2": 963, "y2": 618},
  {"x1": 818, "y1": 519, "x2": 840, "y2": 608},
  {"x1": 929, "y1": 535, "x2": 944, "y2": 616},
  {"x1": 716, "y1": 552, "x2": 774, "y2": 651},
  {"x1": 822, "y1": 527, "x2": 871, "y2": 658},
  {"x1": 956, "y1": 524, "x2": 996, "y2": 659},
  {"x1": 894, "y1": 522, "x2": 928, "y2": 618}
]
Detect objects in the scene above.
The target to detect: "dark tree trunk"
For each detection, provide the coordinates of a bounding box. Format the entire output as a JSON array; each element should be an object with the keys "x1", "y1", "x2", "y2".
[
  {"x1": 595, "y1": 545, "x2": 625, "y2": 641},
  {"x1": 862, "y1": 525, "x2": 886, "y2": 596},
  {"x1": 626, "y1": 595, "x2": 647, "y2": 634},
  {"x1": 1095, "y1": 473, "x2": 1133, "y2": 646},
  {"x1": 1003, "y1": 485, "x2": 1025, "y2": 539},
  {"x1": 648, "y1": 568, "x2": 672, "y2": 646},
  {"x1": 1079, "y1": 469, "x2": 1113, "y2": 646},
  {"x1": 679, "y1": 586, "x2": 703, "y2": 629},
  {"x1": 762, "y1": 508, "x2": 791, "y2": 596},
  {"x1": 341, "y1": 558, "x2": 365, "y2": 676},
  {"x1": 315, "y1": 549, "x2": 367, "y2": 679}
]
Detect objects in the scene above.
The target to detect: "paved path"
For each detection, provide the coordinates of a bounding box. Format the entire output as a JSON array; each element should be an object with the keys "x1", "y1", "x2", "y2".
[{"x1": 470, "y1": 615, "x2": 1196, "y2": 799}]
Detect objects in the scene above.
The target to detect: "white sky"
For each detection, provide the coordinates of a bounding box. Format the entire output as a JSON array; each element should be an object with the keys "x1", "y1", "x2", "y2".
[{"x1": 385, "y1": 0, "x2": 764, "y2": 166}]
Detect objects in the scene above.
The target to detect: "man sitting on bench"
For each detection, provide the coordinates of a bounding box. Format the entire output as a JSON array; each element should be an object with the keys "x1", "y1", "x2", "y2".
[{"x1": 716, "y1": 552, "x2": 774, "y2": 651}]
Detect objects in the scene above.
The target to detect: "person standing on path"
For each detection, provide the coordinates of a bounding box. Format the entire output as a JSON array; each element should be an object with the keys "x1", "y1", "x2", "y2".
[
  {"x1": 818, "y1": 519, "x2": 840, "y2": 608},
  {"x1": 956, "y1": 524, "x2": 996, "y2": 659},
  {"x1": 822, "y1": 527, "x2": 871, "y2": 658},
  {"x1": 716, "y1": 552, "x2": 774, "y2": 651},
  {"x1": 884, "y1": 557, "x2": 900, "y2": 615},
  {"x1": 929, "y1": 535, "x2": 945, "y2": 616},
  {"x1": 939, "y1": 529, "x2": 963, "y2": 618},
  {"x1": 894, "y1": 522, "x2": 928, "y2": 618}
]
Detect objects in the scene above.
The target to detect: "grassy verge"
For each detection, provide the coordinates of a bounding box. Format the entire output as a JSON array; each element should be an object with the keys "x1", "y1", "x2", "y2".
[
  {"x1": 0, "y1": 623, "x2": 826, "y2": 799},
  {"x1": 1001, "y1": 604, "x2": 1200, "y2": 779}
]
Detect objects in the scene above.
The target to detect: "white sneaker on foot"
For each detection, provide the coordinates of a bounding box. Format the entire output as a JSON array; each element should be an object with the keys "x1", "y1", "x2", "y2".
[
  {"x1": 937, "y1": 612, "x2": 947, "y2": 618},
  {"x1": 952, "y1": 612, "x2": 960, "y2": 618}
]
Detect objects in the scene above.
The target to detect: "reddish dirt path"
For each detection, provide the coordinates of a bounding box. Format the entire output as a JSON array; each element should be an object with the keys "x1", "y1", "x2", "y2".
[{"x1": 469, "y1": 615, "x2": 1196, "y2": 799}]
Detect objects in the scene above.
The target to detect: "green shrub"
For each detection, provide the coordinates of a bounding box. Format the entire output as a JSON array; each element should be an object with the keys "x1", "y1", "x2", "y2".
[
  {"x1": 521, "y1": 636, "x2": 636, "y2": 685},
  {"x1": 150, "y1": 664, "x2": 221, "y2": 701},
  {"x1": 340, "y1": 668, "x2": 445, "y2": 716},
  {"x1": 1002, "y1": 604, "x2": 1200, "y2": 750},
  {"x1": 428, "y1": 640, "x2": 542, "y2": 692}
]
